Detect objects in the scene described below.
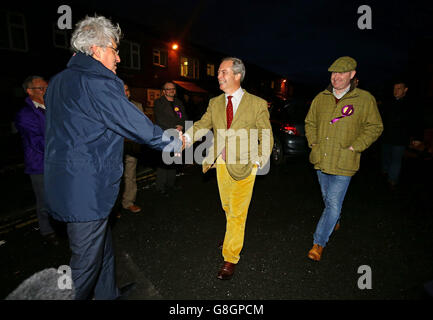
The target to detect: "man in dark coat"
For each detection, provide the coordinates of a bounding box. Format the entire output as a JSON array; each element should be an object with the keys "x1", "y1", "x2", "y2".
[
  {"x1": 154, "y1": 82, "x2": 188, "y2": 194},
  {"x1": 15, "y1": 76, "x2": 58, "y2": 244},
  {"x1": 44, "y1": 15, "x2": 183, "y2": 300},
  {"x1": 381, "y1": 80, "x2": 423, "y2": 189}
]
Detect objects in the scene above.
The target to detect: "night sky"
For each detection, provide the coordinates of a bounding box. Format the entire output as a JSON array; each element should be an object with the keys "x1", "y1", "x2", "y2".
[{"x1": 64, "y1": 1, "x2": 432, "y2": 92}]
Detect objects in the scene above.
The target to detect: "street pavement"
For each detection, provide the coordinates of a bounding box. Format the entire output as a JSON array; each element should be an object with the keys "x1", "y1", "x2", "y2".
[{"x1": 1, "y1": 151, "x2": 432, "y2": 304}]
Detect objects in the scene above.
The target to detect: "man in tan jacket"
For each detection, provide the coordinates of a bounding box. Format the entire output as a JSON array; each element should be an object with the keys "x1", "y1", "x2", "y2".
[
  {"x1": 305, "y1": 56, "x2": 383, "y2": 261},
  {"x1": 184, "y1": 57, "x2": 273, "y2": 280}
]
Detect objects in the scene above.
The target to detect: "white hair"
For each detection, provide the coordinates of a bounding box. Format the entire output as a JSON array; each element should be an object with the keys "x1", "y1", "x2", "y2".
[{"x1": 71, "y1": 15, "x2": 122, "y2": 55}]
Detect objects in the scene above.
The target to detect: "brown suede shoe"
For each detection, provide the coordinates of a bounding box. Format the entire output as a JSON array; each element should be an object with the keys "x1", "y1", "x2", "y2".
[
  {"x1": 124, "y1": 205, "x2": 141, "y2": 213},
  {"x1": 308, "y1": 244, "x2": 324, "y2": 261},
  {"x1": 217, "y1": 261, "x2": 235, "y2": 280},
  {"x1": 334, "y1": 222, "x2": 340, "y2": 231}
]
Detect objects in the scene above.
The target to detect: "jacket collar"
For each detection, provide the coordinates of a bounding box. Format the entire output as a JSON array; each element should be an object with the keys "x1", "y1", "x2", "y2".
[
  {"x1": 24, "y1": 97, "x2": 41, "y2": 112},
  {"x1": 325, "y1": 80, "x2": 358, "y2": 99},
  {"x1": 326, "y1": 80, "x2": 356, "y2": 95},
  {"x1": 24, "y1": 97, "x2": 45, "y2": 120},
  {"x1": 219, "y1": 89, "x2": 249, "y2": 102},
  {"x1": 67, "y1": 52, "x2": 118, "y2": 80},
  {"x1": 24, "y1": 96, "x2": 35, "y2": 108},
  {"x1": 218, "y1": 90, "x2": 250, "y2": 128}
]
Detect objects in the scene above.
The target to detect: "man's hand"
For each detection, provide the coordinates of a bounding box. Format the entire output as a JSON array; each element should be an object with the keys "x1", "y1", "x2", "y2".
[
  {"x1": 180, "y1": 131, "x2": 186, "y2": 151},
  {"x1": 183, "y1": 133, "x2": 192, "y2": 149},
  {"x1": 175, "y1": 128, "x2": 185, "y2": 156},
  {"x1": 349, "y1": 146, "x2": 355, "y2": 152}
]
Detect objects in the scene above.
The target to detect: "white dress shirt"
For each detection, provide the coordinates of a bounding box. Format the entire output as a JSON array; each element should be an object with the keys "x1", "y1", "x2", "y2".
[
  {"x1": 32, "y1": 100, "x2": 46, "y2": 110},
  {"x1": 225, "y1": 87, "x2": 244, "y2": 117},
  {"x1": 184, "y1": 87, "x2": 244, "y2": 144}
]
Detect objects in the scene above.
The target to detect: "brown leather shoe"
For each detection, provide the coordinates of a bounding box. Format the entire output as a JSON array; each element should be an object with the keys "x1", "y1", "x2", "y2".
[
  {"x1": 124, "y1": 205, "x2": 141, "y2": 213},
  {"x1": 217, "y1": 261, "x2": 235, "y2": 280},
  {"x1": 308, "y1": 244, "x2": 324, "y2": 261},
  {"x1": 334, "y1": 222, "x2": 340, "y2": 231}
]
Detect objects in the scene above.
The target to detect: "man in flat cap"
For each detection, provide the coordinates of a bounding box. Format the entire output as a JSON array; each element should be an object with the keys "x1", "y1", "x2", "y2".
[{"x1": 304, "y1": 56, "x2": 383, "y2": 261}]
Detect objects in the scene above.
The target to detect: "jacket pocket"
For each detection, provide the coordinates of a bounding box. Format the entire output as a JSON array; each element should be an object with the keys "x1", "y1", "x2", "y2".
[
  {"x1": 309, "y1": 144, "x2": 320, "y2": 164},
  {"x1": 337, "y1": 147, "x2": 360, "y2": 171}
]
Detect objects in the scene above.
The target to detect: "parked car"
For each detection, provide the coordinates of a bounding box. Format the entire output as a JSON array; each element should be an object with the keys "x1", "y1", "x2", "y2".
[{"x1": 269, "y1": 97, "x2": 310, "y2": 164}]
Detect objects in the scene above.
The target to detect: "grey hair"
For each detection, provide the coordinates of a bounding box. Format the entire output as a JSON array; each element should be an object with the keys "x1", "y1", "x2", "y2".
[
  {"x1": 71, "y1": 15, "x2": 122, "y2": 55},
  {"x1": 222, "y1": 57, "x2": 246, "y2": 82},
  {"x1": 22, "y1": 75, "x2": 45, "y2": 91}
]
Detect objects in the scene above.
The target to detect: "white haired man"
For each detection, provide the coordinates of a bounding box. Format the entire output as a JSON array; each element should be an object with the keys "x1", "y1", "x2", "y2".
[{"x1": 44, "y1": 15, "x2": 183, "y2": 300}]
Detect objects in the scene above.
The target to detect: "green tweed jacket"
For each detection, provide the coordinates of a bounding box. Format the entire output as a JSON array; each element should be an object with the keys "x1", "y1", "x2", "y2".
[
  {"x1": 185, "y1": 90, "x2": 273, "y2": 180},
  {"x1": 305, "y1": 85, "x2": 383, "y2": 176}
]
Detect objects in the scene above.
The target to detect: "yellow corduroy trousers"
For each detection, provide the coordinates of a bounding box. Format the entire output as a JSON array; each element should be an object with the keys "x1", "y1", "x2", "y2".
[{"x1": 216, "y1": 156, "x2": 257, "y2": 264}]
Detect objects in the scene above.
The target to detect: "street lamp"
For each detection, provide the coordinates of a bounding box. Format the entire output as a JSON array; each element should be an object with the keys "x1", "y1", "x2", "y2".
[{"x1": 172, "y1": 43, "x2": 179, "y2": 50}]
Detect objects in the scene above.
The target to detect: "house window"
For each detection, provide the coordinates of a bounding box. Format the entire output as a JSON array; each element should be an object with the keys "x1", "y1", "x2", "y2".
[
  {"x1": 206, "y1": 63, "x2": 215, "y2": 77},
  {"x1": 0, "y1": 11, "x2": 28, "y2": 51},
  {"x1": 131, "y1": 43, "x2": 140, "y2": 69},
  {"x1": 52, "y1": 24, "x2": 69, "y2": 49},
  {"x1": 119, "y1": 40, "x2": 141, "y2": 70},
  {"x1": 192, "y1": 59, "x2": 199, "y2": 79},
  {"x1": 153, "y1": 49, "x2": 168, "y2": 67},
  {"x1": 180, "y1": 56, "x2": 199, "y2": 79},
  {"x1": 180, "y1": 57, "x2": 188, "y2": 77}
]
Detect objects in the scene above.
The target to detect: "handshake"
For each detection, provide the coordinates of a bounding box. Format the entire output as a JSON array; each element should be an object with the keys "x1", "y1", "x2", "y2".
[{"x1": 175, "y1": 125, "x2": 189, "y2": 157}]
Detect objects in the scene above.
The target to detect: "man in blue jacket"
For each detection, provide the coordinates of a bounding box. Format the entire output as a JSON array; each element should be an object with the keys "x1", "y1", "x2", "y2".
[
  {"x1": 15, "y1": 76, "x2": 58, "y2": 244},
  {"x1": 44, "y1": 15, "x2": 183, "y2": 300}
]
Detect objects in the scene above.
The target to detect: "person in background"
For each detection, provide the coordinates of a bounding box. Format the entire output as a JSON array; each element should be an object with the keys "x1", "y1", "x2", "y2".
[
  {"x1": 154, "y1": 82, "x2": 188, "y2": 195},
  {"x1": 122, "y1": 83, "x2": 144, "y2": 213},
  {"x1": 381, "y1": 80, "x2": 423, "y2": 190},
  {"x1": 15, "y1": 75, "x2": 59, "y2": 245}
]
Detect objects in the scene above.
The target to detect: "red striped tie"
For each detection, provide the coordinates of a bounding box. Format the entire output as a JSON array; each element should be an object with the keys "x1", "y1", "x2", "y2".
[
  {"x1": 226, "y1": 96, "x2": 233, "y2": 129},
  {"x1": 222, "y1": 96, "x2": 233, "y2": 162}
]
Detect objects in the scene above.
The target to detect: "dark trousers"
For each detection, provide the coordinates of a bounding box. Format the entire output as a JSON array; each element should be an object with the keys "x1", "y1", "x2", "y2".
[
  {"x1": 381, "y1": 144, "x2": 406, "y2": 184},
  {"x1": 156, "y1": 164, "x2": 176, "y2": 192},
  {"x1": 30, "y1": 174, "x2": 54, "y2": 236},
  {"x1": 67, "y1": 219, "x2": 119, "y2": 300}
]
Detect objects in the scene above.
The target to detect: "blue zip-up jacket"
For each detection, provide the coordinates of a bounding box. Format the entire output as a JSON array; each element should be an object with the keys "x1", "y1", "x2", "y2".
[
  {"x1": 44, "y1": 53, "x2": 180, "y2": 222},
  {"x1": 15, "y1": 97, "x2": 46, "y2": 175}
]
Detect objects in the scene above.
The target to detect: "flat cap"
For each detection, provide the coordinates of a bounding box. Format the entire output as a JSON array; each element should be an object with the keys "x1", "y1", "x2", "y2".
[{"x1": 328, "y1": 56, "x2": 357, "y2": 72}]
